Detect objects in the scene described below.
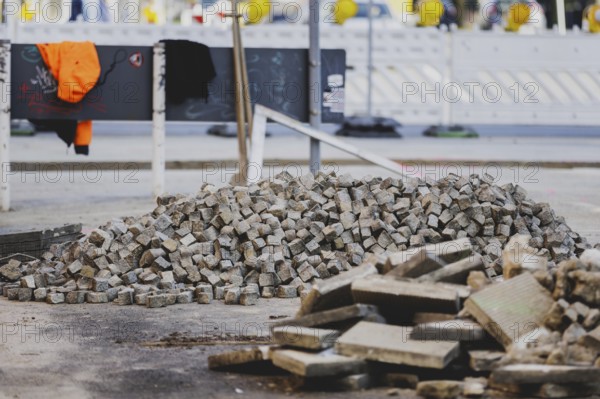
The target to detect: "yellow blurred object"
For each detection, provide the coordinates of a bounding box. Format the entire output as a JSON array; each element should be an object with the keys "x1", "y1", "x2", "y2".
[
  {"x1": 240, "y1": 0, "x2": 271, "y2": 24},
  {"x1": 506, "y1": 2, "x2": 531, "y2": 32},
  {"x1": 21, "y1": 0, "x2": 38, "y2": 22},
  {"x1": 332, "y1": 0, "x2": 359, "y2": 25},
  {"x1": 585, "y1": 4, "x2": 600, "y2": 33},
  {"x1": 143, "y1": 5, "x2": 158, "y2": 24},
  {"x1": 417, "y1": 0, "x2": 444, "y2": 27}
]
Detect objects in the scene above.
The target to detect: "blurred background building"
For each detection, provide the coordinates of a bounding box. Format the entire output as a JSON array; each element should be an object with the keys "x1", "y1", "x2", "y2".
[{"x1": 0, "y1": 0, "x2": 596, "y2": 30}]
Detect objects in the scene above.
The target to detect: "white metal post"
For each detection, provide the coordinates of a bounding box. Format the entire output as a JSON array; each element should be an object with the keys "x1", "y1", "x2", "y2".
[
  {"x1": 441, "y1": 31, "x2": 452, "y2": 126},
  {"x1": 0, "y1": 40, "x2": 10, "y2": 212},
  {"x1": 152, "y1": 42, "x2": 166, "y2": 199},
  {"x1": 308, "y1": 0, "x2": 321, "y2": 175},
  {"x1": 367, "y1": 0, "x2": 373, "y2": 117},
  {"x1": 556, "y1": 0, "x2": 567, "y2": 35}
]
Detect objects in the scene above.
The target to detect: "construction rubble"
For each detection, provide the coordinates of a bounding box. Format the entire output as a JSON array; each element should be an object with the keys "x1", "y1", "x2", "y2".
[
  {"x1": 209, "y1": 240, "x2": 600, "y2": 398},
  {"x1": 2, "y1": 171, "x2": 600, "y2": 395}
]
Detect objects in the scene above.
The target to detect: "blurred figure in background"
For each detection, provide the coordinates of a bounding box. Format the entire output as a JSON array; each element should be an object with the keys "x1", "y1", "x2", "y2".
[{"x1": 70, "y1": 0, "x2": 111, "y2": 22}]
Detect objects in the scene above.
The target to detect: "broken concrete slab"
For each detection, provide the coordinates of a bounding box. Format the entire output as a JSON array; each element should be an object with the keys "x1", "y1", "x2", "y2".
[
  {"x1": 271, "y1": 348, "x2": 366, "y2": 378},
  {"x1": 272, "y1": 326, "x2": 340, "y2": 350},
  {"x1": 410, "y1": 319, "x2": 486, "y2": 342},
  {"x1": 464, "y1": 272, "x2": 555, "y2": 349},
  {"x1": 384, "y1": 248, "x2": 446, "y2": 279},
  {"x1": 208, "y1": 346, "x2": 271, "y2": 370},
  {"x1": 490, "y1": 364, "x2": 600, "y2": 385},
  {"x1": 336, "y1": 322, "x2": 460, "y2": 369},
  {"x1": 351, "y1": 276, "x2": 461, "y2": 314},
  {"x1": 416, "y1": 253, "x2": 485, "y2": 285},
  {"x1": 271, "y1": 304, "x2": 384, "y2": 330},
  {"x1": 489, "y1": 381, "x2": 600, "y2": 398},
  {"x1": 297, "y1": 263, "x2": 378, "y2": 316},
  {"x1": 468, "y1": 350, "x2": 505, "y2": 372},
  {"x1": 383, "y1": 238, "x2": 472, "y2": 274}
]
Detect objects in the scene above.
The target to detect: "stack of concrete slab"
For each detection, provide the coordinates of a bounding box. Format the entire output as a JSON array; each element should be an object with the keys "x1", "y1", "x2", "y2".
[
  {"x1": 209, "y1": 240, "x2": 600, "y2": 398},
  {"x1": 0, "y1": 171, "x2": 592, "y2": 309}
]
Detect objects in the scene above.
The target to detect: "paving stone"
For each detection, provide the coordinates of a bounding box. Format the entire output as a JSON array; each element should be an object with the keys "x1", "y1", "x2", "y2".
[
  {"x1": 146, "y1": 294, "x2": 167, "y2": 308},
  {"x1": 271, "y1": 348, "x2": 366, "y2": 378},
  {"x1": 225, "y1": 287, "x2": 241, "y2": 305},
  {"x1": 465, "y1": 273, "x2": 555, "y2": 349},
  {"x1": 86, "y1": 292, "x2": 109, "y2": 304},
  {"x1": 383, "y1": 238, "x2": 472, "y2": 273},
  {"x1": 33, "y1": 288, "x2": 48, "y2": 302},
  {"x1": 416, "y1": 253, "x2": 485, "y2": 285},
  {"x1": 20, "y1": 275, "x2": 36, "y2": 289},
  {"x1": 272, "y1": 304, "x2": 384, "y2": 329},
  {"x1": 65, "y1": 290, "x2": 87, "y2": 304},
  {"x1": 276, "y1": 285, "x2": 298, "y2": 298},
  {"x1": 176, "y1": 291, "x2": 194, "y2": 304},
  {"x1": 240, "y1": 290, "x2": 258, "y2": 306},
  {"x1": 491, "y1": 364, "x2": 600, "y2": 385},
  {"x1": 298, "y1": 263, "x2": 378, "y2": 316},
  {"x1": 261, "y1": 286, "x2": 275, "y2": 298},
  {"x1": 410, "y1": 319, "x2": 486, "y2": 342},
  {"x1": 134, "y1": 293, "x2": 148, "y2": 305},
  {"x1": 272, "y1": 326, "x2": 340, "y2": 350},
  {"x1": 17, "y1": 288, "x2": 33, "y2": 301},
  {"x1": 336, "y1": 322, "x2": 460, "y2": 369},
  {"x1": 384, "y1": 248, "x2": 446, "y2": 279},
  {"x1": 46, "y1": 293, "x2": 65, "y2": 304},
  {"x1": 197, "y1": 292, "x2": 213, "y2": 304},
  {"x1": 0, "y1": 261, "x2": 22, "y2": 281},
  {"x1": 118, "y1": 288, "x2": 135, "y2": 305},
  {"x1": 165, "y1": 293, "x2": 177, "y2": 306},
  {"x1": 468, "y1": 350, "x2": 505, "y2": 371},
  {"x1": 80, "y1": 265, "x2": 96, "y2": 278},
  {"x1": 208, "y1": 346, "x2": 271, "y2": 370},
  {"x1": 92, "y1": 278, "x2": 109, "y2": 292},
  {"x1": 6, "y1": 287, "x2": 19, "y2": 300},
  {"x1": 416, "y1": 380, "x2": 463, "y2": 399},
  {"x1": 578, "y1": 325, "x2": 600, "y2": 351},
  {"x1": 352, "y1": 275, "x2": 461, "y2": 314}
]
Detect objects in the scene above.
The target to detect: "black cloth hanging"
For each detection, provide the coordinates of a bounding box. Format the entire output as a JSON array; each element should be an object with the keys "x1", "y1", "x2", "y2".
[
  {"x1": 160, "y1": 40, "x2": 216, "y2": 104},
  {"x1": 28, "y1": 119, "x2": 89, "y2": 155}
]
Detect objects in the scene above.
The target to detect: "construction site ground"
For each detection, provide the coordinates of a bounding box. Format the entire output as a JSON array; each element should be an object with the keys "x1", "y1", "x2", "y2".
[{"x1": 1, "y1": 125, "x2": 600, "y2": 398}]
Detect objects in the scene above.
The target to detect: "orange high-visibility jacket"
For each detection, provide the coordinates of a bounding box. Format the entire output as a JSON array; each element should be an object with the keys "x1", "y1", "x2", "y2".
[{"x1": 36, "y1": 41, "x2": 100, "y2": 154}]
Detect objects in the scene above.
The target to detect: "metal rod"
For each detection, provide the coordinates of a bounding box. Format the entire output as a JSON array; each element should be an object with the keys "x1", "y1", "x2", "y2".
[
  {"x1": 251, "y1": 105, "x2": 407, "y2": 179},
  {"x1": 367, "y1": 0, "x2": 373, "y2": 117},
  {"x1": 231, "y1": 0, "x2": 248, "y2": 184},
  {"x1": 238, "y1": 19, "x2": 253, "y2": 141},
  {"x1": 308, "y1": 0, "x2": 321, "y2": 175},
  {"x1": 0, "y1": 40, "x2": 10, "y2": 211},
  {"x1": 152, "y1": 42, "x2": 166, "y2": 199}
]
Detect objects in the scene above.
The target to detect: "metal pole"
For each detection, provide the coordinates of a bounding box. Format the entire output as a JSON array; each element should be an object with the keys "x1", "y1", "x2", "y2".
[
  {"x1": 231, "y1": 1, "x2": 248, "y2": 185},
  {"x1": 152, "y1": 42, "x2": 166, "y2": 199},
  {"x1": 367, "y1": 0, "x2": 373, "y2": 117},
  {"x1": 556, "y1": 0, "x2": 567, "y2": 35},
  {"x1": 308, "y1": 0, "x2": 321, "y2": 175},
  {"x1": 0, "y1": 40, "x2": 11, "y2": 211}
]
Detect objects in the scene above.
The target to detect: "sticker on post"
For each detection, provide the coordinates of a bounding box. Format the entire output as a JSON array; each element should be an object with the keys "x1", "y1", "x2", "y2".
[
  {"x1": 129, "y1": 52, "x2": 144, "y2": 68},
  {"x1": 324, "y1": 88, "x2": 345, "y2": 113},
  {"x1": 327, "y1": 74, "x2": 344, "y2": 88}
]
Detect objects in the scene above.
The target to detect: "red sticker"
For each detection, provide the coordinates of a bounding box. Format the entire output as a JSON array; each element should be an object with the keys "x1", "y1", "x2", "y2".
[{"x1": 129, "y1": 52, "x2": 143, "y2": 68}]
